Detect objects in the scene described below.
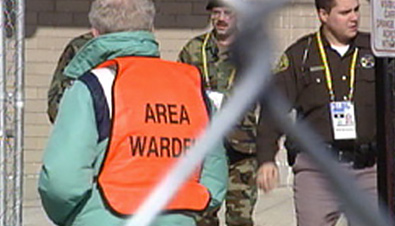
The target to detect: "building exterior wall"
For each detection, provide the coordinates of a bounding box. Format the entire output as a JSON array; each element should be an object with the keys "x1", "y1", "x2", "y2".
[{"x1": 23, "y1": 0, "x2": 372, "y2": 219}]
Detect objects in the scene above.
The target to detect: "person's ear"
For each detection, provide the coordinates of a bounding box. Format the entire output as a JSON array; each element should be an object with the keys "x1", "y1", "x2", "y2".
[
  {"x1": 91, "y1": 28, "x2": 100, "y2": 37},
  {"x1": 318, "y1": 8, "x2": 329, "y2": 24}
]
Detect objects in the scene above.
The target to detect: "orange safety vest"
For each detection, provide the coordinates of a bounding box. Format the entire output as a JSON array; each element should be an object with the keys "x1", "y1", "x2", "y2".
[{"x1": 97, "y1": 57, "x2": 210, "y2": 216}]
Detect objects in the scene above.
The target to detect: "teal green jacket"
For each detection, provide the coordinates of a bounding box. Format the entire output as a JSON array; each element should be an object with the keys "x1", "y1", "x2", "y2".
[{"x1": 38, "y1": 31, "x2": 228, "y2": 226}]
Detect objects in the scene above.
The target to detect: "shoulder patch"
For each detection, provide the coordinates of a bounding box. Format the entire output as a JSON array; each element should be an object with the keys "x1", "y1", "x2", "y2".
[{"x1": 273, "y1": 53, "x2": 289, "y2": 74}]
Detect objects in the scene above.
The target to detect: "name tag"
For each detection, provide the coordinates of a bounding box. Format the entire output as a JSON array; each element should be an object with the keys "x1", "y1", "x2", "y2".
[
  {"x1": 309, "y1": 65, "x2": 325, "y2": 72},
  {"x1": 329, "y1": 101, "x2": 357, "y2": 140},
  {"x1": 206, "y1": 90, "x2": 225, "y2": 109}
]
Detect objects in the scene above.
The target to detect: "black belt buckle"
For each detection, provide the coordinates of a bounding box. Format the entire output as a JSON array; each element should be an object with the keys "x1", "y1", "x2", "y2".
[
  {"x1": 337, "y1": 150, "x2": 354, "y2": 163},
  {"x1": 328, "y1": 145, "x2": 354, "y2": 164},
  {"x1": 329, "y1": 143, "x2": 376, "y2": 169}
]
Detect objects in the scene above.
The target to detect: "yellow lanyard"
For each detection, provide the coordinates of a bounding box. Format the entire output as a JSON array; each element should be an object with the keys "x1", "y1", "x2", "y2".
[
  {"x1": 316, "y1": 32, "x2": 359, "y2": 102},
  {"x1": 201, "y1": 32, "x2": 235, "y2": 90}
]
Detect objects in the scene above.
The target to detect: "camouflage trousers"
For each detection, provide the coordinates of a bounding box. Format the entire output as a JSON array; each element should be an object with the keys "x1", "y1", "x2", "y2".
[{"x1": 196, "y1": 157, "x2": 258, "y2": 226}]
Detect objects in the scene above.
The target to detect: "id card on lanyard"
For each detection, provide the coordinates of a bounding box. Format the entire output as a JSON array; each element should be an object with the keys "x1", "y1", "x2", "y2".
[
  {"x1": 329, "y1": 101, "x2": 357, "y2": 139},
  {"x1": 206, "y1": 90, "x2": 225, "y2": 109},
  {"x1": 316, "y1": 32, "x2": 359, "y2": 140}
]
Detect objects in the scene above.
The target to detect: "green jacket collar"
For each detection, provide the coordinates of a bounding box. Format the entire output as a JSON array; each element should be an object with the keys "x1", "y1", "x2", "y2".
[{"x1": 64, "y1": 31, "x2": 160, "y2": 78}]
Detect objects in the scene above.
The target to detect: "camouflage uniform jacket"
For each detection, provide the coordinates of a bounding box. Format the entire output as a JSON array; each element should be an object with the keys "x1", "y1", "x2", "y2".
[
  {"x1": 47, "y1": 32, "x2": 94, "y2": 123},
  {"x1": 178, "y1": 31, "x2": 258, "y2": 155}
]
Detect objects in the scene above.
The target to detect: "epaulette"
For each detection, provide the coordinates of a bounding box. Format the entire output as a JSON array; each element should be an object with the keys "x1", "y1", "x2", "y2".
[{"x1": 293, "y1": 32, "x2": 315, "y2": 47}]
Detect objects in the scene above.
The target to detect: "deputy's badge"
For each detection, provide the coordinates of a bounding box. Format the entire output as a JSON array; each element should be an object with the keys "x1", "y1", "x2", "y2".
[
  {"x1": 360, "y1": 54, "x2": 375, "y2": 69},
  {"x1": 273, "y1": 53, "x2": 289, "y2": 74}
]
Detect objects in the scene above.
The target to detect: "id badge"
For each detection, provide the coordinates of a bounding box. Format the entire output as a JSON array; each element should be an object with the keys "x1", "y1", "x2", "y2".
[
  {"x1": 206, "y1": 90, "x2": 225, "y2": 109},
  {"x1": 329, "y1": 101, "x2": 357, "y2": 140}
]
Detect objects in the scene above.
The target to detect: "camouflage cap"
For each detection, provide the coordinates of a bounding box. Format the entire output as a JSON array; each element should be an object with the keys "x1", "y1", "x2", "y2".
[{"x1": 206, "y1": 0, "x2": 228, "y2": 10}]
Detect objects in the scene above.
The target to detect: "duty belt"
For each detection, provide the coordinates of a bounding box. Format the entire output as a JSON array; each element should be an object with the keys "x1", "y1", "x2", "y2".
[{"x1": 328, "y1": 143, "x2": 377, "y2": 169}]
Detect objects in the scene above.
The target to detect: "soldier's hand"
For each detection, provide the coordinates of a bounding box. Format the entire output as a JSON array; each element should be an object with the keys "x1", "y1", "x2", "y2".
[{"x1": 257, "y1": 162, "x2": 279, "y2": 193}]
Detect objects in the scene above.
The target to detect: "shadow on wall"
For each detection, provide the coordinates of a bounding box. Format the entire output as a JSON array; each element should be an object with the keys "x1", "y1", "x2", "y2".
[{"x1": 25, "y1": 0, "x2": 210, "y2": 38}]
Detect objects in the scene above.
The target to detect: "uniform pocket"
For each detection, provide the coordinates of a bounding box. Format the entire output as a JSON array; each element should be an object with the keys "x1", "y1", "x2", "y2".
[
  {"x1": 297, "y1": 69, "x2": 328, "y2": 108},
  {"x1": 354, "y1": 67, "x2": 375, "y2": 106}
]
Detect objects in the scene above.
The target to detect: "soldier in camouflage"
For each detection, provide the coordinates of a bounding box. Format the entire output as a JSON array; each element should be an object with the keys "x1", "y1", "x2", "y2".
[
  {"x1": 178, "y1": 1, "x2": 258, "y2": 225},
  {"x1": 47, "y1": 32, "x2": 93, "y2": 123}
]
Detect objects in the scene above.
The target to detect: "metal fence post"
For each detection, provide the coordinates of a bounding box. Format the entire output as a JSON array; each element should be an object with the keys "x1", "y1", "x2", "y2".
[
  {"x1": 0, "y1": 0, "x2": 24, "y2": 225},
  {"x1": 0, "y1": 0, "x2": 6, "y2": 225}
]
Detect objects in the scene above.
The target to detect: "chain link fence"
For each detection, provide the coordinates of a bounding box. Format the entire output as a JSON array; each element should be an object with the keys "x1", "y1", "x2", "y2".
[{"x1": 0, "y1": 0, "x2": 24, "y2": 225}]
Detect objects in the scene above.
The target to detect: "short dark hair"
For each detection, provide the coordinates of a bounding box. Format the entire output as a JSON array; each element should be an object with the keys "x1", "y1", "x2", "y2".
[{"x1": 315, "y1": 0, "x2": 336, "y2": 12}]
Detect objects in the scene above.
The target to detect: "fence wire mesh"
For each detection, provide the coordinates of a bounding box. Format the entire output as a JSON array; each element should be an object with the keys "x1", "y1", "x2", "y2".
[{"x1": 0, "y1": 0, "x2": 24, "y2": 225}]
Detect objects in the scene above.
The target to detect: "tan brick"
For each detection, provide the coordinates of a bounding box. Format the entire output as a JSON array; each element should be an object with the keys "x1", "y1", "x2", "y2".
[
  {"x1": 155, "y1": 15, "x2": 177, "y2": 27},
  {"x1": 25, "y1": 149, "x2": 46, "y2": 163},
  {"x1": 25, "y1": 137, "x2": 49, "y2": 152},
  {"x1": 26, "y1": 49, "x2": 60, "y2": 63},
  {"x1": 360, "y1": 16, "x2": 371, "y2": 30},
  {"x1": 192, "y1": 2, "x2": 208, "y2": 15},
  {"x1": 25, "y1": 124, "x2": 50, "y2": 137},
  {"x1": 26, "y1": 88, "x2": 39, "y2": 99},
  {"x1": 38, "y1": 12, "x2": 73, "y2": 26},
  {"x1": 36, "y1": 37, "x2": 70, "y2": 51},
  {"x1": 289, "y1": 3, "x2": 315, "y2": 17},
  {"x1": 26, "y1": 38, "x2": 38, "y2": 50},
  {"x1": 26, "y1": 75, "x2": 52, "y2": 88},
  {"x1": 37, "y1": 87, "x2": 49, "y2": 99},
  {"x1": 156, "y1": 29, "x2": 204, "y2": 39},
  {"x1": 159, "y1": 39, "x2": 186, "y2": 54},
  {"x1": 56, "y1": 1, "x2": 91, "y2": 13},
  {"x1": 175, "y1": 15, "x2": 208, "y2": 28},
  {"x1": 26, "y1": 62, "x2": 56, "y2": 77},
  {"x1": 292, "y1": 16, "x2": 318, "y2": 29},
  {"x1": 290, "y1": 28, "x2": 315, "y2": 42},
  {"x1": 26, "y1": 12, "x2": 38, "y2": 25},
  {"x1": 72, "y1": 13, "x2": 90, "y2": 26},
  {"x1": 24, "y1": 177, "x2": 40, "y2": 201},
  {"x1": 26, "y1": 0, "x2": 55, "y2": 12},
  {"x1": 25, "y1": 162, "x2": 42, "y2": 176},
  {"x1": 157, "y1": 2, "x2": 192, "y2": 15},
  {"x1": 161, "y1": 50, "x2": 180, "y2": 61},
  {"x1": 25, "y1": 99, "x2": 47, "y2": 113},
  {"x1": 34, "y1": 27, "x2": 89, "y2": 39},
  {"x1": 24, "y1": 137, "x2": 38, "y2": 150}
]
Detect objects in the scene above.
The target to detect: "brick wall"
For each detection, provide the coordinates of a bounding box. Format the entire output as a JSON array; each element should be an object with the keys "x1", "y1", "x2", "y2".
[{"x1": 23, "y1": 0, "x2": 372, "y2": 218}]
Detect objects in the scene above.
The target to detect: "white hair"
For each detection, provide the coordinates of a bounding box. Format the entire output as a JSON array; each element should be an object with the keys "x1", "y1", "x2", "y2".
[{"x1": 88, "y1": 0, "x2": 155, "y2": 34}]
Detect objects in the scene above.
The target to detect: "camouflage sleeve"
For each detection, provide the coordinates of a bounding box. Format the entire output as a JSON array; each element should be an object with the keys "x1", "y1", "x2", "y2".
[
  {"x1": 47, "y1": 33, "x2": 93, "y2": 123},
  {"x1": 47, "y1": 44, "x2": 76, "y2": 123},
  {"x1": 178, "y1": 42, "x2": 194, "y2": 64},
  {"x1": 177, "y1": 37, "x2": 205, "y2": 67}
]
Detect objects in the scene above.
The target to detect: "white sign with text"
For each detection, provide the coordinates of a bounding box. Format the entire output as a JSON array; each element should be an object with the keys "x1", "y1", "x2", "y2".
[{"x1": 372, "y1": 0, "x2": 395, "y2": 57}]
